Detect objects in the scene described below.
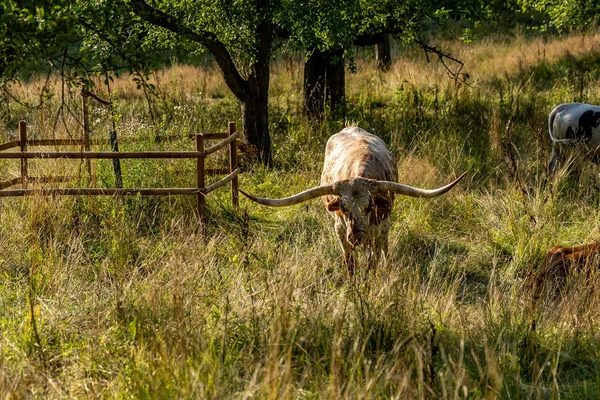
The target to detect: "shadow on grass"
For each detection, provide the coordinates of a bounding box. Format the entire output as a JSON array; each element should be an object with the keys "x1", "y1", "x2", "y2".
[{"x1": 393, "y1": 231, "x2": 491, "y2": 303}]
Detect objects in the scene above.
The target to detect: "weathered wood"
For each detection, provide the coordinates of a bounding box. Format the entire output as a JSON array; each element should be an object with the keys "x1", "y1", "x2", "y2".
[
  {"x1": 196, "y1": 134, "x2": 206, "y2": 224},
  {"x1": 19, "y1": 121, "x2": 27, "y2": 188},
  {"x1": 204, "y1": 167, "x2": 240, "y2": 194},
  {"x1": 0, "y1": 151, "x2": 205, "y2": 159},
  {"x1": 204, "y1": 131, "x2": 239, "y2": 155},
  {"x1": 0, "y1": 140, "x2": 20, "y2": 151},
  {"x1": 228, "y1": 122, "x2": 239, "y2": 208},
  {"x1": 202, "y1": 132, "x2": 229, "y2": 140},
  {"x1": 1, "y1": 121, "x2": 241, "y2": 228},
  {"x1": 0, "y1": 177, "x2": 21, "y2": 190},
  {"x1": 0, "y1": 171, "x2": 239, "y2": 197},
  {"x1": 19, "y1": 133, "x2": 229, "y2": 147},
  {"x1": 0, "y1": 187, "x2": 205, "y2": 197}
]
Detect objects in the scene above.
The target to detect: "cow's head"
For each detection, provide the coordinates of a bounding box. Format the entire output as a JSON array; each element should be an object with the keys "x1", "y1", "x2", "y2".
[
  {"x1": 325, "y1": 178, "x2": 391, "y2": 246},
  {"x1": 240, "y1": 172, "x2": 467, "y2": 246}
]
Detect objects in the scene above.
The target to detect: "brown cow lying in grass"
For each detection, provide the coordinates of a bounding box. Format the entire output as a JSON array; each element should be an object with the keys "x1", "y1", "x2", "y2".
[
  {"x1": 544, "y1": 242, "x2": 600, "y2": 272},
  {"x1": 529, "y1": 241, "x2": 600, "y2": 299}
]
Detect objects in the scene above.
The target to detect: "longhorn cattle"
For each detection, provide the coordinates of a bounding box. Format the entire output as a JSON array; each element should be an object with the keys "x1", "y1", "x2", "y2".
[
  {"x1": 240, "y1": 127, "x2": 466, "y2": 276},
  {"x1": 548, "y1": 102, "x2": 600, "y2": 174}
]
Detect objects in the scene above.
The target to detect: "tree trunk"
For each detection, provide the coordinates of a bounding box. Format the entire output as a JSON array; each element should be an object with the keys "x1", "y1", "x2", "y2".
[
  {"x1": 325, "y1": 49, "x2": 345, "y2": 115},
  {"x1": 304, "y1": 49, "x2": 327, "y2": 120},
  {"x1": 130, "y1": 0, "x2": 274, "y2": 164},
  {"x1": 242, "y1": 9, "x2": 272, "y2": 164},
  {"x1": 376, "y1": 34, "x2": 392, "y2": 72},
  {"x1": 303, "y1": 48, "x2": 345, "y2": 120},
  {"x1": 241, "y1": 79, "x2": 271, "y2": 164}
]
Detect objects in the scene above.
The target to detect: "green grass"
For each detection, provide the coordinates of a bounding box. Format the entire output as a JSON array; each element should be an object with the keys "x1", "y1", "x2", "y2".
[{"x1": 3, "y1": 32, "x2": 600, "y2": 398}]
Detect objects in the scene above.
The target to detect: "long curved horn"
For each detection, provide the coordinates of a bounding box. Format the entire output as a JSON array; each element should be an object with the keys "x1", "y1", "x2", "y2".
[
  {"x1": 377, "y1": 171, "x2": 467, "y2": 198},
  {"x1": 239, "y1": 185, "x2": 336, "y2": 207}
]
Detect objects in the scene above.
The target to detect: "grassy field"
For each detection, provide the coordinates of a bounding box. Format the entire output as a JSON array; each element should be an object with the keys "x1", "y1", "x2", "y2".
[{"x1": 3, "y1": 31, "x2": 600, "y2": 398}]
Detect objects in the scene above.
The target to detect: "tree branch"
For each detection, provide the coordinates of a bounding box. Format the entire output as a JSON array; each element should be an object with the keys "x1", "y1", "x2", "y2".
[
  {"x1": 128, "y1": 0, "x2": 250, "y2": 100},
  {"x1": 416, "y1": 39, "x2": 469, "y2": 85}
]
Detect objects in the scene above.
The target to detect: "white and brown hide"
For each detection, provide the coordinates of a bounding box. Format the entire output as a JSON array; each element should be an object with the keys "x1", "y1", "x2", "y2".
[{"x1": 320, "y1": 127, "x2": 397, "y2": 272}]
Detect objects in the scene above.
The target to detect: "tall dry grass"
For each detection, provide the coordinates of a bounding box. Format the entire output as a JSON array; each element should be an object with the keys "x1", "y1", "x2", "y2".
[{"x1": 1, "y1": 31, "x2": 600, "y2": 398}]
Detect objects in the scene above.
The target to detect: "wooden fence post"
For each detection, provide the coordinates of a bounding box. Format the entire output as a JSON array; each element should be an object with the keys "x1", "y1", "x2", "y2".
[
  {"x1": 81, "y1": 92, "x2": 93, "y2": 185},
  {"x1": 228, "y1": 122, "x2": 239, "y2": 209},
  {"x1": 196, "y1": 134, "x2": 206, "y2": 227},
  {"x1": 19, "y1": 121, "x2": 27, "y2": 188}
]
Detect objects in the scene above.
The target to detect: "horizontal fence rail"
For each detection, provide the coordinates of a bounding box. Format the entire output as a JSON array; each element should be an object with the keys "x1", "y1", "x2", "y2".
[
  {"x1": 0, "y1": 151, "x2": 206, "y2": 159},
  {"x1": 0, "y1": 120, "x2": 240, "y2": 224},
  {"x1": 205, "y1": 132, "x2": 238, "y2": 155},
  {"x1": 0, "y1": 168, "x2": 240, "y2": 198},
  {"x1": 0, "y1": 188, "x2": 204, "y2": 197},
  {"x1": 0, "y1": 132, "x2": 239, "y2": 160},
  {"x1": 0, "y1": 133, "x2": 230, "y2": 151},
  {"x1": 0, "y1": 141, "x2": 19, "y2": 151}
]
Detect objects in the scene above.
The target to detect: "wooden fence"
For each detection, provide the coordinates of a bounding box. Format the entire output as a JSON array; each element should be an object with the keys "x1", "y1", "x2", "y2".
[{"x1": 0, "y1": 120, "x2": 240, "y2": 224}]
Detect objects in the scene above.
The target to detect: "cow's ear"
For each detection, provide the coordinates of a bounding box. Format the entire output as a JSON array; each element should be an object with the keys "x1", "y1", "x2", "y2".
[{"x1": 327, "y1": 197, "x2": 341, "y2": 211}]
